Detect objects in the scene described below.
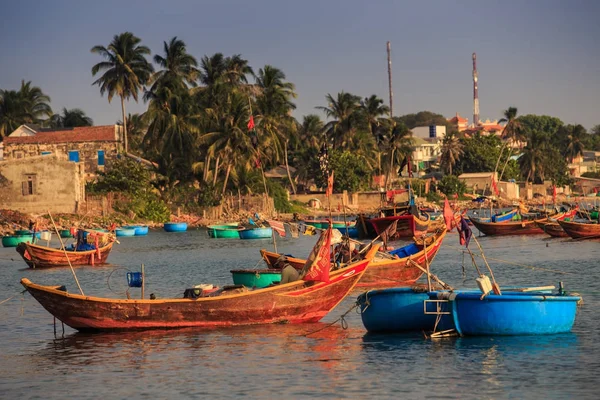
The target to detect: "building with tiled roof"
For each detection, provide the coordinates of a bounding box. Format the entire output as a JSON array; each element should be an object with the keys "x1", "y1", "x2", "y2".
[
  {"x1": 447, "y1": 113, "x2": 469, "y2": 132},
  {"x1": 2, "y1": 125, "x2": 123, "y2": 180}
]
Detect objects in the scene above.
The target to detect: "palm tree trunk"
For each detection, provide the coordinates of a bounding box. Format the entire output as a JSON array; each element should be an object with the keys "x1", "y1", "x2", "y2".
[
  {"x1": 499, "y1": 147, "x2": 513, "y2": 181},
  {"x1": 203, "y1": 154, "x2": 211, "y2": 182},
  {"x1": 259, "y1": 162, "x2": 269, "y2": 196},
  {"x1": 284, "y1": 140, "x2": 296, "y2": 195},
  {"x1": 221, "y1": 164, "x2": 232, "y2": 196},
  {"x1": 120, "y1": 96, "x2": 128, "y2": 153},
  {"x1": 494, "y1": 143, "x2": 506, "y2": 176},
  {"x1": 213, "y1": 156, "x2": 220, "y2": 186}
]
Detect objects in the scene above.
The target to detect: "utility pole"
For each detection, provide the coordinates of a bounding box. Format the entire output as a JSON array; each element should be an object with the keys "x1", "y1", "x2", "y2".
[
  {"x1": 472, "y1": 52, "x2": 479, "y2": 127},
  {"x1": 387, "y1": 41, "x2": 393, "y2": 118}
]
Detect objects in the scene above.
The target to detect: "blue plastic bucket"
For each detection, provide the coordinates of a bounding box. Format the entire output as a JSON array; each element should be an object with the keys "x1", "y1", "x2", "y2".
[{"x1": 127, "y1": 272, "x2": 144, "y2": 288}]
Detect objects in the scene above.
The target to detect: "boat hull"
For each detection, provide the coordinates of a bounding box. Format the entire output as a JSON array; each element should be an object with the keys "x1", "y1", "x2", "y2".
[
  {"x1": 163, "y1": 222, "x2": 188, "y2": 232},
  {"x1": 435, "y1": 292, "x2": 581, "y2": 336},
  {"x1": 558, "y1": 220, "x2": 600, "y2": 239},
  {"x1": 16, "y1": 241, "x2": 114, "y2": 268},
  {"x1": 20, "y1": 258, "x2": 369, "y2": 332},
  {"x1": 357, "y1": 287, "x2": 453, "y2": 333},
  {"x1": 470, "y1": 218, "x2": 544, "y2": 236},
  {"x1": 122, "y1": 225, "x2": 149, "y2": 236},
  {"x1": 238, "y1": 227, "x2": 272, "y2": 239},
  {"x1": 537, "y1": 221, "x2": 568, "y2": 237},
  {"x1": 116, "y1": 228, "x2": 136, "y2": 237}
]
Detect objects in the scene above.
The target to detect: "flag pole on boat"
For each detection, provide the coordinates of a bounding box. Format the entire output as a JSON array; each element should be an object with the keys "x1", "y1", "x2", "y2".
[{"x1": 47, "y1": 210, "x2": 84, "y2": 295}]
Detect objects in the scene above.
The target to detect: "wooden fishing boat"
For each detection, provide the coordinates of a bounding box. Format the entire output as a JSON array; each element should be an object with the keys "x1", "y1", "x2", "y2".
[
  {"x1": 469, "y1": 217, "x2": 545, "y2": 236},
  {"x1": 256, "y1": 228, "x2": 447, "y2": 288},
  {"x1": 20, "y1": 252, "x2": 374, "y2": 332},
  {"x1": 557, "y1": 219, "x2": 600, "y2": 239},
  {"x1": 368, "y1": 213, "x2": 431, "y2": 239},
  {"x1": 538, "y1": 221, "x2": 569, "y2": 237},
  {"x1": 15, "y1": 240, "x2": 115, "y2": 268},
  {"x1": 163, "y1": 222, "x2": 188, "y2": 232},
  {"x1": 429, "y1": 290, "x2": 582, "y2": 336},
  {"x1": 475, "y1": 208, "x2": 518, "y2": 223},
  {"x1": 238, "y1": 227, "x2": 273, "y2": 239},
  {"x1": 207, "y1": 224, "x2": 244, "y2": 239}
]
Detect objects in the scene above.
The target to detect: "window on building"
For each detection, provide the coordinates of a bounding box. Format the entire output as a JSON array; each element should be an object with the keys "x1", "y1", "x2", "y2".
[
  {"x1": 429, "y1": 125, "x2": 436, "y2": 138},
  {"x1": 22, "y1": 174, "x2": 37, "y2": 196},
  {"x1": 98, "y1": 150, "x2": 105, "y2": 166},
  {"x1": 13, "y1": 150, "x2": 24, "y2": 159},
  {"x1": 68, "y1": 150, "x2": 80, "y2": 162},
  {"x1": 41, "y1": 151, "x2": 52, "y2": 156}
]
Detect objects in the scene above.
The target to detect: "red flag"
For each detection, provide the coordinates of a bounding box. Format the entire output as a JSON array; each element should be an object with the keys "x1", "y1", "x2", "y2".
[
  {"x1": 491, "y1": 175, "x2": 499, "y2": 196},
  {"x1": 326, "y1": 171, "x2": 334, "y2": 196},
  {"x1": 301, "y1": 225, "x2": 332, "y2": 282},
  {"x1": 443, "y1": 198, "x2": 454, "y2": 231},
  {"x1": 247, "y1": 115, "x2": 255, "y2": 131},
  {"x1": 267, "y1": 219, "x2": 286, "y2": 237}
]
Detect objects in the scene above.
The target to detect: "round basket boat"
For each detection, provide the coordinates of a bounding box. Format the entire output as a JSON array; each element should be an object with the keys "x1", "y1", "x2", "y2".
[
  {"x1": 122, "y1": 225, "x2": 149, "y2": 236},
  {"x1": 2, "y1": 235, "x2": 34, "y2": 248},
  {"x1": 238, "y1": 227, "x2": 273, "y2": 239},
  {"x1": 207, "y1": 224, "x2": 243, "y2": 239},
  {"x1": 116, "y1": 228, "x2": 136, "y2": 237},
  {"x1": 164, "y1": 222, "x2": 188, "y2": 232},
  {"x1": 59, "y1": 229, "x2": 73, "y2": 238}
]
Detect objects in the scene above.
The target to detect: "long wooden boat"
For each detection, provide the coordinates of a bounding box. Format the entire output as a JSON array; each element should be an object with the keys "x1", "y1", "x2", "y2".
[
  {"x1": 429, "y1": 290, "x2": 581, "y2": 336},
  {"x1": 368, "y1": 213, "x2": 430, "y2": 239},
  {"x1": 469, "y1": 217, "x2": 545, "y2": 236},
  {"x1": 20, "y1": 254, "x2": 373, "y2": 332},
  {"x1": 557, "y1": 219, "x2": 600, "y2": 239},
  {"x1": 16, "y1": 240, "x2": 115, "y2": 268},
  {"x1": 476, "y1": 208, "x2": 518, "y2": 223},
  {"x1": 537, "y1": 221, "x2": 569, "y2": 237},
  {"x1": 256, "y1": 228, "x2": 447, "y2": 288}
]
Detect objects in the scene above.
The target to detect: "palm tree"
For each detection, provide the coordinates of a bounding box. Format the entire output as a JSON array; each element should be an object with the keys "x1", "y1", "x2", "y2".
[
  {"x1": 496, "y1": 106, "x2": 524, "y2": 179},
  {"x1": 563, "y1": 124, "x2": 586, "y2": 163},
  {"x1": 147, "y1": 37, "x2": 199, "y2": 96},
  {"x1": 440, "y1": 132, "x2": 464, "y2": 175},
  {"x1": 297, "y1": 114, "x2": 324, "y2": 151},
  {"x1": 91, "y1": 32, "x2": 154, "y2": 153},
  {"x1": 118, "y1": 113, "x2": 146, "y2": 154},
  {"x1": 361, "y1": 95, "x2": 389, "y2": 175},
  {"x1": 316, "y1": 92, "x2": 362, "y2": 151},
  {"x1": 0, "y1": 81, "x2": 52, "y2": 139},
  {"x1": 49, "y1": 108, "x2": 93, "y2": 128},
  {"x1": 519, "y1": 130, "x2": 547, "y2": 183},
  {"x1": 378, "y1": 119, "x2": 414, "y2": 190},
  {"x1": 255, "y1": 65, "x2": 297, "y2": 193}
]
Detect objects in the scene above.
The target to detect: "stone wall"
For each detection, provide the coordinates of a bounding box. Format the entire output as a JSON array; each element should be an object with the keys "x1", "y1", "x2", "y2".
[
  {"x1": 291, "y1": 191, "x2": 394, "y2": 211},
  {"x1": 0, "y1": 155, "x2": 84, "y2": 213},
  {"x1": 3, "y1": 140, "x2": 119, "y2": 181}
]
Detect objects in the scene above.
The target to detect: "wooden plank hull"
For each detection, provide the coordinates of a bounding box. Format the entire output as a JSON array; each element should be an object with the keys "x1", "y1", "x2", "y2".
[
  {"x1": 259, "y1": 229, "x2": 446, "y2": 288},
  {"x1": 470, "y1": 218, "x2": 544, "y2": 236},
  {"x1": 536, "y1": 221, "x2": 568, "y2": 237},
  {"x1": 16, "y1": 241, "x2": 114, "y2": 268},
  {"x1": 21, "y1": 259, "x2": 369, "y2": 332},
  {"x1": 558, "y1": 220, "x2": 600, "y2": 239},
  {"x1": 368, "y1": 214, "x2": 430, "y2": 238}
]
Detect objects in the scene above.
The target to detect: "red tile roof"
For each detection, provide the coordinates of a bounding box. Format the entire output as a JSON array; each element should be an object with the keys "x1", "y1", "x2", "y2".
[
  {"x1": 448, "y1": 113, "x2": 468, "y2": 124},
  {"x1": 4, "y1": 125, "x2": 119, "y2": 144}
]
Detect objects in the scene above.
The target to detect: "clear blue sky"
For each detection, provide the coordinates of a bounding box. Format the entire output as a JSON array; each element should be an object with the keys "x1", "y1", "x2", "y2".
[{"x1": 1, "y1": 0, "x2": 599, "y2": 129}]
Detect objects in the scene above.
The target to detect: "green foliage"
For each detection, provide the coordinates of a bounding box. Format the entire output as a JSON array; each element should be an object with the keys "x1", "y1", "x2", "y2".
[
  {"x1": 425, "y1": 191, "x2": 443, "y2": 202},
  {"x1": 86, "y1": 157, "x2": 152, "y2": 194},
  {"x1": 394, "y1": 111, "x2": 449, "y2": 130},
  {"x1": 454, "y1": 133, "x2": 504, "y2": 175},
  {"x1": 313, "y1": 150, "x2": 372, "y2": 192},
  {"x1": 582, "y1": 171, "x2": 600, "y2": 179},
  {"x1": 267, "y1": 180, "x2": 293, "y2": 213},
  {"x1": 437, "y1": 175, "x2": 467, "y2": 197},
  {"x1": 115, "y1": 192, "x2": 170, "y2": 222},
  {"x1": 196, "y1": 183, "x2": 222, "y2": 208}
]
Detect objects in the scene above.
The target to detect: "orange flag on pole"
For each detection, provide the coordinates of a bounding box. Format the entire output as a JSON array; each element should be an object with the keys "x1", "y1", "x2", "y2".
[{"x1": 301, "y1": 224, "x2": 332, "y2": 282}]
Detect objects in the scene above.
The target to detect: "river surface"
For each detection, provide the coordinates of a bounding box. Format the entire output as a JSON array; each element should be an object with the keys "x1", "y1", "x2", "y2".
[{"x1": 1, "y1": 227, "x2": 599, "y2": 399}]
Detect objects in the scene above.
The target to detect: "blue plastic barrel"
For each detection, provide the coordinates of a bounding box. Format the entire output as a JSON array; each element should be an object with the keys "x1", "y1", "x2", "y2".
[{"x1": 127, "y1": 272, "x2": 144, "y2": 287}]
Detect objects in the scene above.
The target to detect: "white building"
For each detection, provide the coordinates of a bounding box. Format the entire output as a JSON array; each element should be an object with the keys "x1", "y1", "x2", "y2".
[{"x1": 411, "y1": 125, "x2": 446, "y2": 140}]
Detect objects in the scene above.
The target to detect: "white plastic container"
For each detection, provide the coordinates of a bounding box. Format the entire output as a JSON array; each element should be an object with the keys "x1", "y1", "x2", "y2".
[{"x1": 476, "y1": 275, "x2": 493, "y2": 295}]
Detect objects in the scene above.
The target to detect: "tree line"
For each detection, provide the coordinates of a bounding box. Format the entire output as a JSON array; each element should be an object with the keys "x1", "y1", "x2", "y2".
[{"x1": 2, "y1": 32, "x2": 600, "y2": 210}]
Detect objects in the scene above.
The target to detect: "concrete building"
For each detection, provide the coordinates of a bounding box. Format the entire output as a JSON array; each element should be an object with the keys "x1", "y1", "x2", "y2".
[
  {"x1": 3, "y1": 125, "x2": 123, "y2": 181},
  {"x1": 0, "y1": 155, "x2": 85, "y2": 213},
  {"x1": 411, "y1": 125, "x2": 446, "y2": 140},
  {"x1": 411, "y1": 137, "x2": 441, "y2": 176}
]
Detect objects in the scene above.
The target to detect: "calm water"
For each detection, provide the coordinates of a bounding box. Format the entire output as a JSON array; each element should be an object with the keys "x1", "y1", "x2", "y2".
[{"x1": 1, "y1": 228, "x2": 599, "y2": 399}]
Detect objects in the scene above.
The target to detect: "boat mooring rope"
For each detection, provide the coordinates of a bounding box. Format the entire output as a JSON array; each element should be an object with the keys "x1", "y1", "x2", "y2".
[
  {"x1": 0, "y1": 290, "x2": 26, "y2": 305},
  {"x1": 302, "y1": 303, "x2": 359, "y2": 337},
  {"x1": 443, "y1": 243, "x2": 574, "y2": 275}
]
